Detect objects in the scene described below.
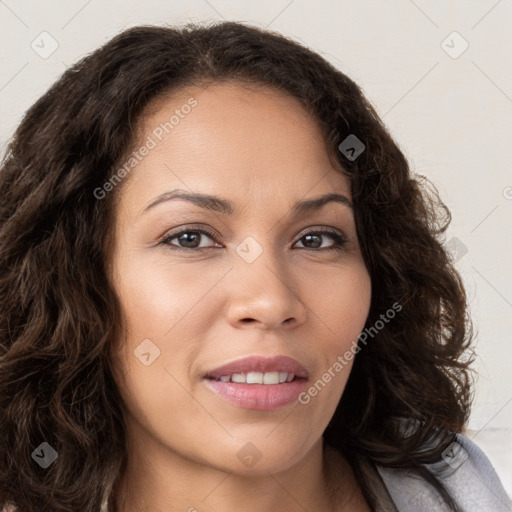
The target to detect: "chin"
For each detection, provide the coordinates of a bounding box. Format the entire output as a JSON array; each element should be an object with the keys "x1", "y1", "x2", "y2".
[{"x1": 204, "y1": 434, "x2": 316, "y2": 476}]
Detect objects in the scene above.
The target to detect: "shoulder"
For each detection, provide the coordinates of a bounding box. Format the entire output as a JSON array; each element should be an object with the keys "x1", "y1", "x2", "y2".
[{"x1": 375, "y1": 431, "x2": 512, "y2": 511}]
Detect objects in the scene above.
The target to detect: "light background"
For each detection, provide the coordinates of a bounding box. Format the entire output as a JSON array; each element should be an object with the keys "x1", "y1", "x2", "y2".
[{"x1": 1, "y1": 0, "x2": 511, "y2": 498}]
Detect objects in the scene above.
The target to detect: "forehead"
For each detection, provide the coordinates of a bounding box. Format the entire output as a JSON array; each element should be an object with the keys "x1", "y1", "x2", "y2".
[{"x1": 119, "y1": 81, "x2": 350, "y2": 210}]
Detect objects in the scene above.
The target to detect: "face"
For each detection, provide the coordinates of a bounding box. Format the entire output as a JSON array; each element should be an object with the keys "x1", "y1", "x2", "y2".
[{"x1": 109, "y1": 82, "x2": 372, "y2": 476}]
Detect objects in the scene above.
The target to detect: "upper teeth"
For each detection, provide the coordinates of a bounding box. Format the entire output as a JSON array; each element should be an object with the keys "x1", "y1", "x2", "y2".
[{"x1": 218, "y1": 371, "x2": 295, "y2": 384}]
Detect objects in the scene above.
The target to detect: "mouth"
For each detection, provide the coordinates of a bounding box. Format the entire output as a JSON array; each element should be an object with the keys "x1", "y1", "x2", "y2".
[
  {"x1": 202, "y1": 355, "x2": 309, "y2": 411},
  {"x1": 205, "y1": 371, "x2": 300, "y2": 384}
]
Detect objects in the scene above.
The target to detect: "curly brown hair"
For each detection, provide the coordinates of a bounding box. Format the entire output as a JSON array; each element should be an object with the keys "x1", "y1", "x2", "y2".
[{"x1": 0, "y1": 21, "x2": 474, "y2": 512}]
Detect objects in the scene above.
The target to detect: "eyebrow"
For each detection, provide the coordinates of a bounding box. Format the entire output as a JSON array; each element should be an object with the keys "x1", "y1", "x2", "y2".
[{"x1": 141, "y1": 189, "x2": 353, "y2": 216}]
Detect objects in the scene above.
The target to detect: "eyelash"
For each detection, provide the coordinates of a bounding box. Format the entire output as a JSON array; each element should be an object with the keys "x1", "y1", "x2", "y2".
[{"x1": 158, "y1": 225, "x2": 347, "y2": 253}]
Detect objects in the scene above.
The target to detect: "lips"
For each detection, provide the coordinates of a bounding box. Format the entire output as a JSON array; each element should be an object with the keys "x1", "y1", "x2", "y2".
[
  {"x1": 203, "y1": 355, "x2": 309, "y2": 381},
  {"x1": 202, "y1": 355, "x2": 310, "y2": 410}
]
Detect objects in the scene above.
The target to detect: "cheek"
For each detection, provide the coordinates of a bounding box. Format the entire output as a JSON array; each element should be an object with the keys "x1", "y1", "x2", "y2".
[
  {"x1": 304, "y1": 259, "x2": 372, "y2": 347},
  {"x1": 109, "y1": 259, "x2": 212, "y2": 449},
  {"x1": 112, "y1": 253, "x2": 221, "y2": 349},
  {"x1": 109, "y1": 255, "x2": 229, "y2": 408},
  {"x1": 291, "y1": 260, "x2": 371, "y2": 419}
]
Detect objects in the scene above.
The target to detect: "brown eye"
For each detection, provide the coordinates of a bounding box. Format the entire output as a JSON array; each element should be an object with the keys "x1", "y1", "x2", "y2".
[
  {"x1": 160, "y1": 228, "x2": 221, "y2": 250},
  {"x1": 294, "y1": 230, "x2": 347, "y2": 251}
]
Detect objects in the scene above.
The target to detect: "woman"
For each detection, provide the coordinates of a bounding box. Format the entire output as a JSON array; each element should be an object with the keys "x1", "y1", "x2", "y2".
[{"x1": 0, "y1": 22, "x2": 510, "y2": 512}]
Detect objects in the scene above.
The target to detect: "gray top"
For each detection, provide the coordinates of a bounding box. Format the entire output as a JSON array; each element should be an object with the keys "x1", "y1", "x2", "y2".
[{"x1": 356, "y1": 432, "x2": 512, "y2": 511}]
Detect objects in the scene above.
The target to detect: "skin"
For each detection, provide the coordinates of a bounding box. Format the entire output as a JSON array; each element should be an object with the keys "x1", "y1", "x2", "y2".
[{"x1": 109, "y1": 81, "x2": 373, "y2": 512}]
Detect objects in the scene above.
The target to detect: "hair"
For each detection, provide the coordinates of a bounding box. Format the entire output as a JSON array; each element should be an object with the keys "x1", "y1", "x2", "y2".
[{"x1": 0, "y1": 21, "x2": 475, "y2": 512}]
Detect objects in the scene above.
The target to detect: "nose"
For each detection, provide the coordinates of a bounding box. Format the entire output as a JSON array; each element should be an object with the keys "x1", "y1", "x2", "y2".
[{"x1": 225, "y1": 247, "x2": 307, "y2": 330}]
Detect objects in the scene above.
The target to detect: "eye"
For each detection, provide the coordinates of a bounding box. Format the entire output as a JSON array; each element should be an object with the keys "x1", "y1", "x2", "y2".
[
  {"x1": 294, "y1": 229, "x2": 347, "y2": 252},
  {"x1": 159, "y1": 226, "x2": 220, "y2": 250}
]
